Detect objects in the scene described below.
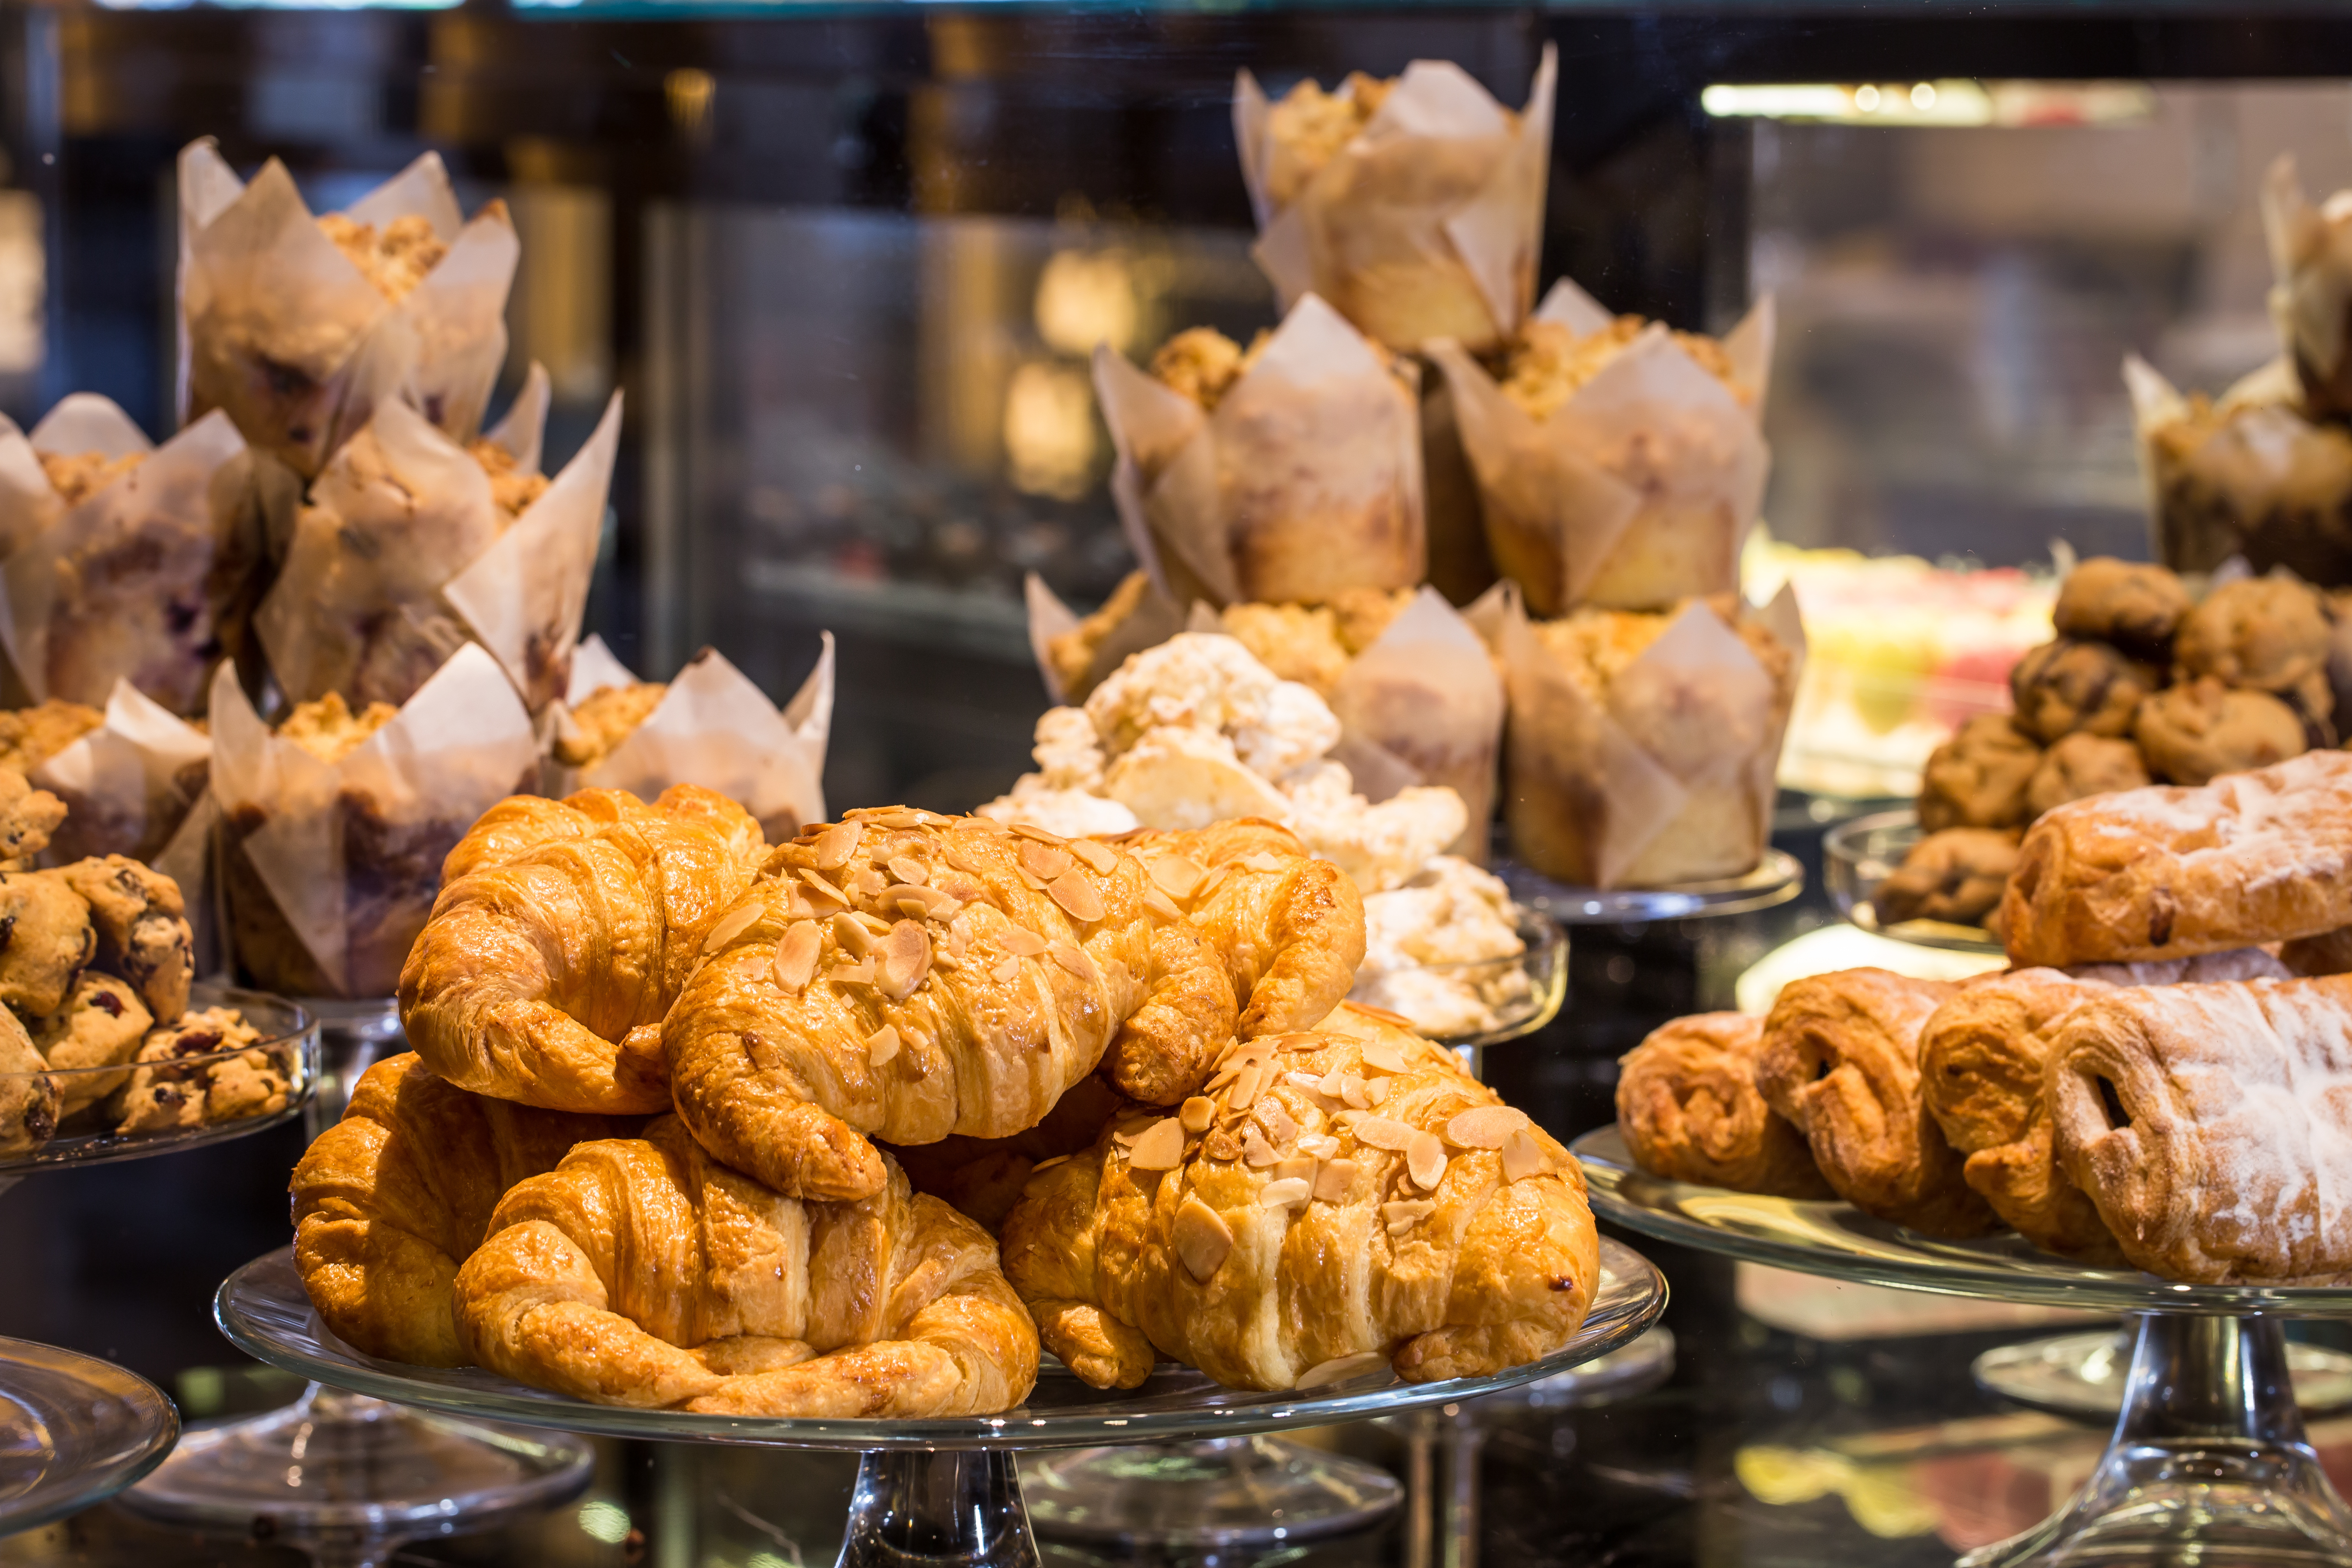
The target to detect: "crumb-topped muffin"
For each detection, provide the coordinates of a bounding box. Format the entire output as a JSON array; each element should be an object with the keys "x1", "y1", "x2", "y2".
[
  {"x1": 1218, "y1": 587, "x2": 1415, "y2": 698},
  {"x1": 279, "y1": 692, "x2": 398, "y2": 764},
  {"x1": 37, "y1": 450, "x2": 145, "y2": 508},
  {"x1": 554, "y1": 681, "x2": 668, "y2": 770},
  {"x1": 318, "y1": 213, "x2": 447, "y2": 303},
  {"x1": 0, "y1": 701, "x2": 102, "y2": 779},
  {"x1": 1499, "y1": 315, "x2": 1749, "y2": 422},
  {"x1": 470, "y1": 436, "x2": 549, "y2": 520}
]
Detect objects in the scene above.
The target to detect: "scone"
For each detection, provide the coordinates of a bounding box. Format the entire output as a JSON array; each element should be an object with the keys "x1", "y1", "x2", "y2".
[
  {"x1": 1917, "y1": 715, "x2": 2040, "y2": 832},
  {"x1": 2024, "y1": 732, "x2": 2150, "y2": 819},
  {"x1": 2131, "y1": 677, "x2": 2306, "y2": 786},
  {"x1": 2007, "y1": 639, "x2": 2156, "y2": 743},
  {"x1": 2050, "y1": 557, "x2": 2190, "y2": 659},
  {"x1": 1874, "y1": 828, "x2": 2019, "y2": 928}
]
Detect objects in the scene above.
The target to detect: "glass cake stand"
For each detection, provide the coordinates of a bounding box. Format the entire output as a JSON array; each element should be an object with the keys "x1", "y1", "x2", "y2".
[
  {"x1": 123, "y1": 996, "x2": 595, "y2": 1566},
  {"x1": 1823, "y1": 807, "x2": 2005, "y2": 955},
  {"x1": 215, "y1": 1236, "x2": 1666, "y2": 1567},
  {"x1": 0, "y1": 1335, "x2": 179, "y2": 1534},
  {"x1": 1575, "y1": 1123, "x2": 2352, "y2": 1566},
  {"x1": 1497, "y1": 847, "x2": 1806, "y2": 926}
]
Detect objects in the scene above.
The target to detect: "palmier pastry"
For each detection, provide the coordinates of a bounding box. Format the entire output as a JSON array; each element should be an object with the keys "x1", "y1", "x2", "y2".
[
  {"x1": 2175, "y1": 576, "x2": 2335, "y2": 725},
  {"x1": 1917, "y1": 715, "x2": 2040, "y2": 832},
  {"x1": 399, "y1": 786, "x2": 766, "y2": 1115},
  {"x1": 2132, "y1": 678, "x2": 2306, "y2": 787},
  {"x1": 455, "y1": 1116, "x2": 1039, "y2": 1417},
  {"x1": 664, "y1": 808, "x2": 1235, "y2": 1203},
  {"x1": 2008, "y1": 639, "x2": 2156, "y2": 744},
  {"x1": 1875, "y1": 828, "x2": 2018, "y2": 929},
  {"x1": 1753, "y1": 969, "x2": 1994, "y2": 1237},
  {"x1": 2024, "y1": 732, "x2": 2150, "y2": 819},
  {"x1": 292, "y1": 1053, "x2": 634, "y2": 1366},
  {"x1": 1615, "y1": 1012, "x2": 1828, "y2": 1196},
  {"x1": 2051, "y1": 557, "x2": 2190, "y2": 659},
  {"x1": 1000, "y1": 1011, "x2": 1593, "y2": 1391}
]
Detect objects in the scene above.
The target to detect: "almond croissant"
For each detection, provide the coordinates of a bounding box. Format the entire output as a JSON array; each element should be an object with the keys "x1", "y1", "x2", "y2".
[
  {"x1": 399, "y1": 786, "x2": 765, "y2": 1115},
  {"x1": 454, "y1": 1115, "x2": 1040, "y2": 1416},
  {"x1": 1117, "y1": 820, "x2": 1367, "y2": 1038},
  {"x1": 663, "y1": 808, "x2": 1237, "y2": 1202},
  {"x1": 1000, "y1": 1003, "x2": 1596, "y2": 1391},
  {"x1": 292, "y1": 1053, "x2": 636, "y2": 1366}
]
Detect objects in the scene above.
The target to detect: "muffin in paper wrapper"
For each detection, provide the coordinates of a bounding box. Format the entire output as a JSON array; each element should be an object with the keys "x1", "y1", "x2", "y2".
[
  {"x1": 2263, "y1": 155, "x2": 2352, "y2": 426},
  {"x1": 0, "y1": 396, "x2": 268, "y2": 715},
  {"x1": 544, "y1": 632, "x2": 834, "y2": 842},
  {"x1": 2126, "y1": 354, "x2": 2352, "y2": 580},
  {"x1": 210, "y1": 643, "x2": 537, "y2": 999},
  {"x1": 255, "y1": 370, "x2": 619, "y2": 714},
  {"x1": 1432, "y1": 279, "x2": 1774, "y2": 617},
  {"x1": 1094, "y1": 293, "x2": 1424, "y2": 608},
  {"x1": 178, "y1": 139, "x2": 519, "y2": 479},
  {"x1": 1489, "y1": 582, "x2": 1803, "y2": 890},
  {"x1": 1234, "y1": 48, "x2": 1556, "y2": 354}
]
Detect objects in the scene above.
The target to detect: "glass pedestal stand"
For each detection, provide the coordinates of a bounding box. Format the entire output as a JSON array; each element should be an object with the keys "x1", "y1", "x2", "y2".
[
  {"x1": 124, "y1": 996, "x2": 594, "y2": 1561},
  {"x1": 214, "y1": 1238, "x2": 1667, "y2": 1568},
  {"x1": 1577, "y1": 1124, "x2": 2352, "y2": 1568},
  {"x1": 1975, "y1": 1327, "x2": 2352, "y2": 1421}
]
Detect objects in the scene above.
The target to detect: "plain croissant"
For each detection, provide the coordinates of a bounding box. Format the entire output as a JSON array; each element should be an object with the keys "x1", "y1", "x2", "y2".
[
  {"x1": 291, "y1": 1053, "x2": 636, "y2": 1366},
  {"x1": 454, "y1": 1115, "x2": 1040, "y2": 1416},
  {"x1": 399, "y1": 785, "x2": 765, "y2": 1115},
  {"x1": 663, "y1": 807, "x2": 1237, "y2": 1202},
  {"x1": 1000, "y1": 1003, "x2": 1596, "y2": 1391}
]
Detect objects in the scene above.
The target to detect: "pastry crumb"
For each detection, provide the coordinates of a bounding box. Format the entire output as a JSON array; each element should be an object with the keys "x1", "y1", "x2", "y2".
[{"x1": 279, "y1": 692, "x2": 398, "y2": 764}]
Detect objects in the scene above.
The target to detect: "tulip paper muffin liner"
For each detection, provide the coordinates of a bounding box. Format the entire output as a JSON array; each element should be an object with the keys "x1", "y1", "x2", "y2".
[{"x1": 2263, "y1": 155, "x2": 2352, "y2": 425}]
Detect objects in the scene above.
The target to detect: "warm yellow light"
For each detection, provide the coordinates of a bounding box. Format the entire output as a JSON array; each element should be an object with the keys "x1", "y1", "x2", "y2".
[
  {"x1": 1911, "y1": 83, "x2": 1936, "y2": 109},
  {"x1": 1702, "y1": 79, "x2": 2153, "y2": 128},
  {"x1": 1854, "y1": 84, "x2": 1880, "y2": 112},
  {"x1": 1002, "y1": 361, "x2": 1097, "y2": 501},
  {"x1": 1034, "y1": 248, "x2": 1139, "y2": 358}
]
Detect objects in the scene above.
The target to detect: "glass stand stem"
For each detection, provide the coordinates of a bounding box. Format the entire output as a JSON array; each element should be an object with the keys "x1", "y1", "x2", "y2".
[
  {"x1": 837, "y1": 1449, "x2": 1037, "y2": 1568},
  {"x1": 1961, "y1": 1311, "x2": 2352, "y2": 1566}
]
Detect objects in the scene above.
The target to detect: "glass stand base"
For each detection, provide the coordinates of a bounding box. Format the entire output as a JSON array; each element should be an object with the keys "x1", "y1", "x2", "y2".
[
  {"x1": 121, "y1": 1384, "x2": 593, "y2": 1567},
  {"x1": 842, "y1": 1450, "x2": 1036, "y2": 1568},
  {"x1": 1975, "y1": 1329, "x2": 2352, "y2": 1421},
  {"x1": 1961, "y1": 1313, "x2": 2352, "y2": 1568},
  {"x1": 1020, "y1": 1436, "x2": 1402, "y2": 1549}
]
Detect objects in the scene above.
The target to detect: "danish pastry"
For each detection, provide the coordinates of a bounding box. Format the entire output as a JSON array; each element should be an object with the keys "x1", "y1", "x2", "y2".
[{"x1": 1616, "y1": 1012, "x2": 1828, "y2": 1196}]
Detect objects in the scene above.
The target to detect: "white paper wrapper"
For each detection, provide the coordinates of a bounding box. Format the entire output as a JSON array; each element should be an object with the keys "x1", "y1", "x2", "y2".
[
  {"x1": 2263, "y1": 155, "x2": 2352, "y2": 425},
  {"x1": 1433, "y1": 280, "x2": 1773, "y2": 617},
  {"x1": 1495, "y1": 583, "x2": 1803, "y2": 889},
  {"x1": 1096, "y1": 294, "x2": 1424, "y2": 608},
  {"x1": 211, "y1": 643, "x2": 537, "y2": 998},
  {"x1": 545, "y1": 634, "x2": 834, "y2": 842},
  {"x1": 0, "y1": 398, "x2": 266, "y2": 716},
  {"x1": 1023, "y1": 572, "x2": 1185, "y2": 706},
  {"x1": 1235, "y1": 48, "x2": 1556, "y2": 353},
  {"x1": 178, "y1": 140, "x2": 520, "y2": 479}
]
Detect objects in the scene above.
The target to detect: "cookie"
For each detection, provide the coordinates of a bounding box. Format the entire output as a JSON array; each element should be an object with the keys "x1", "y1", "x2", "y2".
[
  {"x1": 2024, "y1": 732, "x2": 2152, "y2": 820},
  {"x1": 2132, "y1": 677, "x2": 2307, "y2": 786},
  {"x1": 25, "y1": 972, "x2": 152, "y2": 1115},
  {"x1": 2052, "y1": 558, "x2": 2190, "y2": 657},
  {"x1": 2175, "y1": 577, "x2": 2334, "y2": 726},
  {"x1": 0, "y1": 769, "x2": 65, "y2": 870},
  {"x1": 114, "y1": 1007, "x2": 268, "y2": 1136},
  {"x1": 0, "y1": 1008, "x2": 57, "y2": 1157},
  {"x1": 0, "y1": 871, "x2": 93, "y2": 1017},
  {"x1": 1918, "y1": 714, "x2": 2041, "y2": 832},
  {"x1": 2009, "y1": 638, "x2": 2157, "y2": 743},
  {"x1": 1876, "y1": 827, "x2": 2019, "y2": 928},
  {"x1": 55, "y1": 857, "x2": 193, "y2": 1024}
]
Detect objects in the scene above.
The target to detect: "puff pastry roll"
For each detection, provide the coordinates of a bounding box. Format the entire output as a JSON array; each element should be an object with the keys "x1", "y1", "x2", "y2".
[
  {"x1": 400, "y1": 786, "x2": 766, "y2": 1115},
  {"x1": 1754, "y1": 969, "x2": 1995, "y2": 1237},
  {"x1": 455, "y1": 1116, "x2": 1039, "y2": 1416},
  {"x1": 291, "y1": 1053, "x2": 636, "y2": 1366},
  {"x1": 1616, "y1": 1013, "x2": 1829, "y2": 1197},
  {"x1": 1918, "y1": 971, "x2": 2122, "y2": 1262},
  {"x1": 664, "y1": 808, "x2": 1236, "y2": 1202},
  {"x1": 2002, "y1": 751, "x2": 2352, "y2": 969},
  {"x1": 1117, "y1": 821, "x2": 1366, "y2": 1038},
  {"x1": 2050, "y1": 974, "x2": 2352, "y2": 1283},
  {"x1": 999, "y1": 1011, "x2": 1594, "y2": 1392}
]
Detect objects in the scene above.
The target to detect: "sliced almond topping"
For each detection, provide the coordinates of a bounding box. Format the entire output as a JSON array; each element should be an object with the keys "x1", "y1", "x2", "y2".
[
  {"x1": 1258, "y1": 1176, "x2": 1311, "y2": 1209},
  {"x1": 1501, "y1": 1127, "x2": 1550, "y2": 1182},
  {"x1": 1019, "y1": 839, "x2": 1074, "y2": 882},
  {"x1": 1358, "y1": 1039, "x2": 1412, "y2": 1075},
  {"x1": 1150, "y1": 855, "x2": 1207, "y2": 901},
  {"x1": 1253, "y1": 1099, "x2": 1298, "y2": 1145},
  {"x1": 1445, "y1": 1106, "x2": 1532, "y2": 1151},
  {"x1": 1240, "y1": 851, "x2": 1291, "y2": 874},
  {"x1": 1016, "y1": 866, "x2": 1051, "y2": 893},
  {"x1": 1173, "y1": 1196, "x2": 1233, "y2": 1281},
  {"x1": 1240, "y1": 1125, "x2": 1279, "y2": 1167},
  {"x1": 1142, "y1": 885, "x2": 1184, "y2": 922},
  {"x1": 1203, "y1": 1128, "x2": 1242, "y2": 1162},
  {"x1": 855, "y1": 808, "x2": 927, "y2": 829},
  {"x1": 1352, "y1": 1116, "x2": 1419, "y2": 1152},
  {"x1": 1047, "y1": 870, "x2": 1106, "y2": 924},
  {"x1": 991, "y1": 958, "x2": 1023, "y2": 984},
  {"x1": 995, "y1": 927, "x2": 1048, "y2": 958},
  {"x1": 1365, "y1": 1078, "x2": 1397, "y2": 1106},
  {"x1": 852, "y1": 910, "x2": 892, "y2": 934},
  {"x1": 867, "y1": 1024, "x2": 902, "y2": 1066},
  {"x1": 1297, "y1": 1132, "x2": 1340, "y2": 1159},
  {"x1": 1406, "y1": 1132, "x2": 1448, "y2": 1191},
  {"x1": 1382, "y1": 1198, "x2": 1434, "y2": 1233},
  {"x1": 851, "y1": 866, "x2": 888, "y2": 899},
  {"x1": 1050, "y1": 944, "x2": 1095, "y2": 981},
  {"x1": 1192, "y1": 865, "x2": 1231, "y2": 904},
  {"x1": 831, "y1": 958, "x2": 875, "y2": 986},
  {"x1": 964, "y1": 815, "x2": 1011, "y2": 835},
  {"x1": 772, "y1": 921, "x2": 823, "y2": 992},
  {"x1": 878, "y1": 921, "x2": 932, "y2": 1001},
  {"x1": 931, "y1": 946, "x2": 963, "y2": 972},
  {"x1": 1274, "y1": 1156, "x2": 1318, "y2": 1185},
  {"x1": 831, "y1": 911, "x2": 874, "y2": 958},
  {"x1": 887, "y1": 856, "x2": 929, "y2": 886},
  {"x1": 1231, "y1": 1063, "x2": 1266, "y2": 1112},
  {"x1": 1011, "y1": 821, "x2": 1069, "y2": 845},
  {"x1": 1339, "y1": 1074, "x2": 1369, "y2": 1110},
  {"x1": 780, "y1": 883, "x2": 815, "y2": 921},
  {"x1": 1111, "y1": 1124, "x2": 1143, "y2": 1147},
  {"x1": 1285, "y1": 1071, "x2": 1327, "y2": 1094},
  {"x1": 1296, "y1": 1351, "x2": 1388, "y2": 1390},
  {"x1": 1128, "y1": 1117, "x2": 1187, "y2": 1171},
  {"x1": 812, "y1": 821, "x2": 864, "y2": 870},
  {"x1": 1069, "y1": 839, "x2": 1120, "y2": 875},
  {"x1": 1180, "y1": 1096, "x2": 1216, "y2": 1133},
  {"x1": 1031, "y1": 1154, "x2": 1072, "y2": 1173},
  {"x1": 1313, "y1": 1158, "x2": 1358, "y2": 1201},
  {"x1": 1204, "y1": 1066, "x2": 1240, "y2": 1093},
  {"x1": 702, "y1": 901, "x2": 762, "y2": 953},
  {"x1": 1317, "y1": 1066, "x2": 1348, "y2": 1099},
  {"x1": 798, "y1": 869, "x2": 850, "y2": 912}
]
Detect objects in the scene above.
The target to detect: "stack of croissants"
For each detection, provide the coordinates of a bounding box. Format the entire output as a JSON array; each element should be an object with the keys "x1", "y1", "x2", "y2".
[
  {"x1": 289, "y1": 788, "x2": 1598, "y2": 1416},
  {"x1": 1620, "y1": 747, "x2": 2352, "y2": 1285}
]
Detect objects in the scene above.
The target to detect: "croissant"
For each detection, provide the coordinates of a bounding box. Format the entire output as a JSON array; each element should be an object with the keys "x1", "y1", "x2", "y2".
[
  {"x1": 663, "y1": 808, "x2": 1236, "y2": 1202},
  {"x1": 399, "y1": 786, "x2": 765, "y2": 1115},
  {"x1": 1117, "y1": 821, "x2": 1367, "y2": 1038},
  {"x1": 999, "y1": 1007, "x2": 1595, "y2": 1391},
  {"x1": 1616, "y1": 1013, "x2": 1829, "y2": 1197},
  {"x1": 887, "y1": 1075, "x2": 1124, "y2": 1230},
  {"x1": 454, "y1": 1115, "x2": 1040, "y2": 1416},
  {"x1": 291, "y1": 1053, "x2": 635, "y2": 1366}
]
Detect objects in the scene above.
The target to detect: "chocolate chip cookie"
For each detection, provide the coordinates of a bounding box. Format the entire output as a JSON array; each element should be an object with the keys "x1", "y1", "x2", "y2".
[
  {"x1": 2175, "y1": 577, "x2": 2334, "y2": 724},
  {"x1": 114, "y1": 1007, "x2": 272, "y2": 1135},
  {"x1": 0, "y1": 871, "x2": 93, "y2": 1017},
  {"x1": 2009, "y1": 638, "x2": 2158, "y2": 743},
  {"x1": 55, "y1": 857, "x2": 193, "y2": 1024},
  {"x1": 2132, "y1": 677, "x2": 2308, "y2": 786},
  {"x1": 26, "y1": 972, "x2": 152, "y2": 1115},
  {"x1": 2024, "y1": 732, "x2": 2153, "y2": 819},
  {"x1": 1918, "y1": 714, "x2": 2042, "y2": 831},
  {"x1": 2052, "y1": 557, "x2": 2191, "y2": 658},
  {"x1": 1876, "y1": 827, "x2": 2019, "y2": 928},
  {"x1": 0, "y1": 1008, "x2": 57, "y2": 1157}
]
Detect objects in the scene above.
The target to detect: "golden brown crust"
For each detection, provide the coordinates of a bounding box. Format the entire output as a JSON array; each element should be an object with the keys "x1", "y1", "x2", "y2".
[
  {"x1": 1753, "y1": 969, "x2": 1995, "y2": 1237},
  {"x1": 1615, "y1": 1012, "x2": 1828, "y2": 1196},
  {"x1": 0, "y1": 701, "x2": 103, "y2": 778},
  {"x1": 278, "y1": 692, "x2": 399, "y2": 764},
  {"x1": 885, "y1": 1076, "x2": 1123, "y2": 1230}
]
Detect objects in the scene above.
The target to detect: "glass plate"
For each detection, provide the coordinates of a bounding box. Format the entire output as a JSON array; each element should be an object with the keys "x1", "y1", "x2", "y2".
[
  {"x1": 0, "y1": 1335, "x2": 178, "y2": 1533},
  {"x1": 1354, "y1": 911, "x2": 1568, "y2": 1050},
  {"x1": 1496, "y1": 848, "x2": 1804, "y2": 925},
  {"x1": 0, "y1": 984, "x2": 316, "y2": 1173},
  {"x1": 217, "y1": 1238, "x2": 1666, "y2": 1452},
  {"x1": 1821, "y1": 807, "x2": 2005, "y2": 955},
  {"x1": 1574, "y1": 1124, "x2": 2352, "y2": 1316}
]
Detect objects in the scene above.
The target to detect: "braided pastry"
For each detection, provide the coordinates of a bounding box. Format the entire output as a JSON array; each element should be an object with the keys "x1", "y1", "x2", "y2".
[
  {"x1": 399, "y1": 786, "x2": 764, "y2": 1114},
  {"x1": 999, "y1": 1004, "x2": 1594, "y2": 1391},
  {"x1": 664, "y1": 808, "x2": 1236, "y2": 1202},
  {"x1": 291, "y1": 1054, "x2": 634, "y2": 1366},
  {"x1": 1117, "y1": 820, "x2": 1366, "y2": 1038},
  {"x1": 454, "y1": 1115, "x2": 1039, "y2": 1416}
]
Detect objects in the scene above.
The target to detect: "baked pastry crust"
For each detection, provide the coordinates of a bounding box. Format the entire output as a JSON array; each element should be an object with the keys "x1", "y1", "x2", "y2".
[
  {"x1": 1000, "y1": 1013, "x2": 1593, "y2": 1390},
  {"x1": 454, "y1": 1116, "x2": 1039, "y2": 1417},
  {"x1": 663, "y1": 808, "x2": 1237, "y2": 1203},
  {"x1": 1918, "y1": 715, "x2": 2040, "y2": 833},
  {"x1": 1616, "y1": 1012, "x2": 1828, "y2": 1196},
  {"x1": 1753, "y1": 969, "x2": 1994, "y2": 1236},
  {"x1": 2132, "y1": 677, "x2": 2306, "y2": 786},
  {"x1": 2001, "y1": 750, "x2": 2352, "y2": 968}
]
